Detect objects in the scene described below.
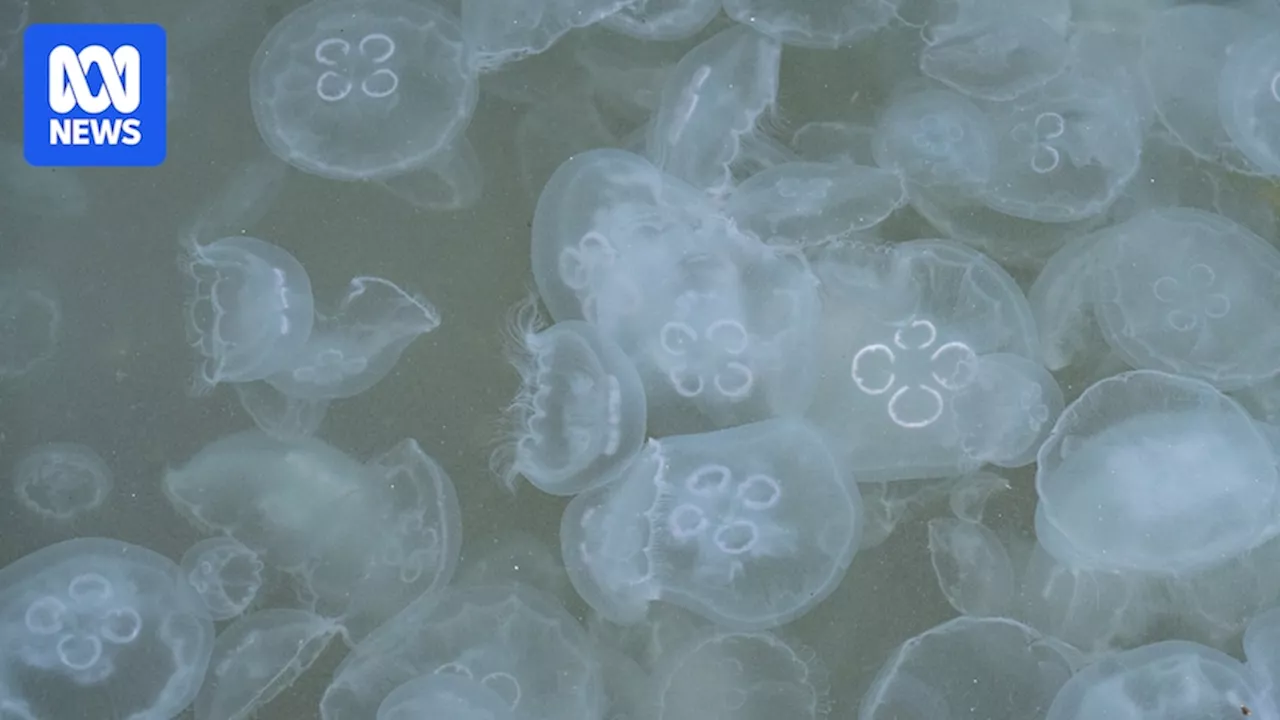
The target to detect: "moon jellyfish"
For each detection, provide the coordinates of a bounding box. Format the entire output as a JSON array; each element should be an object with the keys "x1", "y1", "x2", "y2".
[
  {"x1": 179, "y1": 235, "x2": 315, "y2": 395},
  {"x1": 266, "y1": 276, "x2": 440, "y2": 400},
  {"x1": 806, "y1": 239, "x2": 1054, "y2": 483},
  {"x1": 652, "y1": 628, "x2": 830, "y2": 720},
  {"x1": 1046, "y1": 641, "x2": 1273, "y2": 720},
  {"x1": 250, "y1": 0, "x2": 478, "y2": 206},
  {"x1": 725, "y1": 161, "x2": 907, "y2": 246},
  {"x1": 0, "y1": 538, "x2": 214, "y2": 720},
  {"x1": 320, "y1": 584, "x2": 604, "y2": 720},
  {"x1": 377, "y1": 673, "x2": 515, "y2": 720},
  {"x1": 561, "y1": 418, "x2": 860, "y2": 630},
  {"x1": 11, "y1": 443, "x2": 113, "y2": 522},
  {"x1": 180, "y1": 537, "x2": 265, "y2": 621},
  {"x1": 646, "y1": 27, "x2": 782, "y2": 197},
  {"x1": 532, "y1": 149, "x2": 821, "y2": 432},
  {"x1": 195, "y1": 609, "x2": 341, "y2": 720},
  {"x1": 492, "y1": 295, "x2": 647, "y2": 496},
  {"x1": 860, "y1": 616, "x2": 1075, "y2": 720},
  {"x1": 1035, "y1": 370, "x2": 1280, "y2": 574},
  {"x1": 1220, "y1": 29, "x2": 1280, "y2": 176},
  {"x1": 0, "y1": 272, "x2": 61, "y2": 381},
  {"x1": 1091, "y1": 207, "x2": 1280, "y2": 389},
  {"x1": 163, "y1": 431, "x2": 462, "y2": 643},
  {"x1": 462, "y1": 0, "x2": 632, "y2": 72}
]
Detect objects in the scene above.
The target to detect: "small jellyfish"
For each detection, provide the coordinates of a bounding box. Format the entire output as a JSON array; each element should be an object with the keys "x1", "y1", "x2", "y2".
[
  {"x1": 179, "y1": 235, "x2": 315, "y2": 395},
  {"x1": 0, "y1": 538, "x2": 214, "y2": 720},
  {"x1": 462, "y1": 0, "x2": 631, "y2": 71},
  {"x1": 871, "y1": 88, "x2": 997, "y2": 191},
  {"x1": 980, "y1": 72, "x2": 1143, "y2": 223},
  {"x1": 266, "y1": 276, "x2": 440, "y2": 400},
  {"x1": 194, "y1": 609, "x2": 340, "y2": 720},
  {"x1": 1142, "y1": 4, "x2": 1262, "y2": 174},
  {"x1": 319, "y1": 584, "x2": 603, "y2": 720},
  {"x1": 806, "y1": 239, "x2": 1045, "y2": 482},
  {"x1": 861, "y1": 617, "x2": 1075, "y2": 720},
  {"x1": 11, "y1": 443, "x2": 112, "y2": 521},
  {"x1": 1220, "y1": 30, "x2": 1280, "y2": 177},
  {"x1": 180, "y1": 537, "x2": 265, "y2": 621},
  {"x1": 164, "y1": 431, "x2": 461, "y2": 644},
  {"x1": 377, "y1": 673, "x2": 515, "y2": 720},
  {"x1": 492, "y1": 295, "x2": 647, "y2": 496},
  {"x1": 250, "y1": 0, "x2": 476, "y2": 182},
  {"x1": 0, "y1": 272, "x2": 61, "y2": 381},
  {"x1": 561, "y1": 418, "x2": 860, "y2": 630},
  {"x1": 1046, "y1": 641, "x2": 1271, "y2": 720},
  {"x1": 652, "y1": 629, "x2": 829, "y2": 720},
  {"x1": 1090, "y1": 207, "x2": 1280, "y2": 389},
  {"x1": 645, "y1": 26, "x2": 782, "y2": 197},
  {"x1": 920, "y1": 13, "x2": 1069, "y2": 101},
  {"x1": 1035, "y1": 371, "x2": 1280, "y2": 574},
  {"x1": 725, "y1": 161, "x2": 907, "y2": 246}
]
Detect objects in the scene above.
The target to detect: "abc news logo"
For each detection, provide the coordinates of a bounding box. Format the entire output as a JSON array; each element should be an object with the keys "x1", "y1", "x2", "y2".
[
  {"x1": 23, "y1": 24, "x2": 167, "y2": 167},
  {"x1": 48, "y1": 44, "x2": 143, "y2": 146}
]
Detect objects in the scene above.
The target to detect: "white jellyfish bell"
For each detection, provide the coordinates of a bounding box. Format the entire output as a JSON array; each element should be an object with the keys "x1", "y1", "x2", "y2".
[{"x1": 250, "y1": 0, "x2": 481, "y2": 211}]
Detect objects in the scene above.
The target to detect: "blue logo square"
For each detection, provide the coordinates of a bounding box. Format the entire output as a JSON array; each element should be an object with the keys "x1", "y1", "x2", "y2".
[{"x1": 23, "y1": 24, "x2": 167, "y2": 167}]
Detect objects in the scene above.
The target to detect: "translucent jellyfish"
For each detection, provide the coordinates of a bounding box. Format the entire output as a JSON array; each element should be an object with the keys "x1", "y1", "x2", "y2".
[
  {"x1": 1036, "y1": 371, "x2": 1280, "y2": 574},
  {"x1": 163, "y1": 431, "x2": 461, "y2": 643},
  {"x1": 857, "y1": 479, "x2": 953, "y2": 550},
  {"x1": 1220, "y1": 30, "x2": 1280, "y2": 176},
  {"x1": 266, "y1": 276, "x2": 440, "y2": 400},
  {"x1": 1142, "y1": 4, "x2": 1264, "y2": 174},
  {"x1": 462, "y1": 0, "x2": 632, "y2": 71},
  {"x1": 806, "y1": 239, "x2": 1050, "y2": 483},
  {"x1": 561, "y1": 418, "x2": 861, "y2": 630},
  {"x1": 872, "y1": 88, "x2": 997, "y2": 192},
  {"x1": 493, "y1": 296, "x2": 647, "y2": 496},
  {"x1": 948, "y1": 472, "x2": 1010, "y2": 524},
  {"x1": 195, "y1": 609, "x2": 341, "y2": 720},
  {"x1": 722, "y1": 0, "x2": 896, "y2": 49},
  {"x1": 601, "y1": 0, "x2": 720, "y2": 41},
  {"x1": 516, "y1": 87, "x2": 619, "y2": 201},
  {"x1": 377, "y1": 673, "x2": 515, "y2": 720},
  {"x1": 0, "y1": 538, "x2": 214, "y2": 720},
  {"x1": 179, "y1": 235, "x2": 315, "y2": 394},
  {"x1": 920, "y1": 14, "x2": 1069, "y2": 102},
  {"x1": 725, "y1": 161, "x2": 907, "y2": 246},
  {"x1": 1091, "y1": 208, "x2": 1280, "y2": 389},
  {"x1": 1045, "y1": 641, "x2": 1274, "y2": 720},
  {"x1": 320, "y1": 584, "x2": 604, "y2": 720},
  {"x1": 652, "y1": 629, "x2": 828, "y2": 720},
  {"x1": 11, "y1": 443, "x2": 111, "y2": 522},
  {"x1": 0, "y1": 272, "x2": 61, "y2": 381},
  {"x1": 179, "y1": 537, "x2": 265, "y2": 621},
  {"x1": 980, "y1": 72, "x2": 1143, "y2": 222},
  {"x1": 927, "y1": 518, "x2": 1013, "y2": 617},
  {"x1": 860, "y1": 616, "x2": 1076, "y2": 720},
  {"x1": 532, "y1": 149, "x2": 822, "y2": 431},
  {"x1": 1027, "y1": 229, "x2": 1109, "y2": 372},
  {"x1": 250, "y1": 0, "x2": 477, "y2": 181},
  {"x1": 645, "y1": 27, "x2": 782, "y2": 197}
]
